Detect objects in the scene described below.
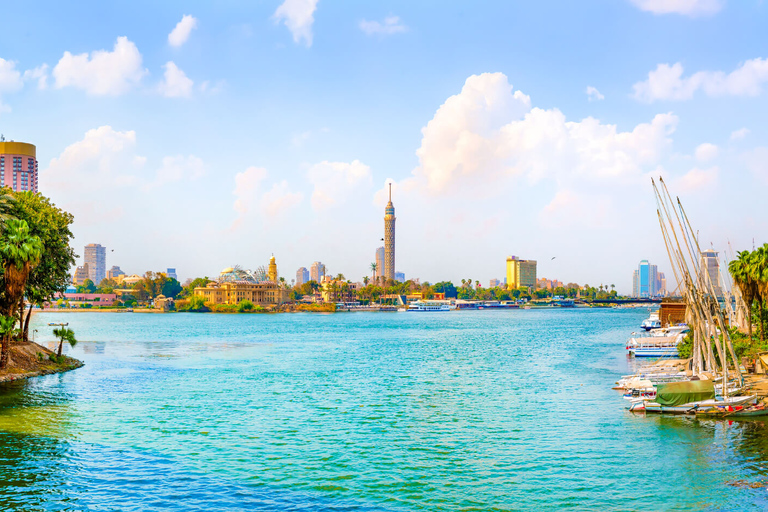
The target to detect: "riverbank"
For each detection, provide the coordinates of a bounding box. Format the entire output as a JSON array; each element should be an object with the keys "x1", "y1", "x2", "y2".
[{"x1": 0, "y1": 341, "x2": 83, "y2": 383}]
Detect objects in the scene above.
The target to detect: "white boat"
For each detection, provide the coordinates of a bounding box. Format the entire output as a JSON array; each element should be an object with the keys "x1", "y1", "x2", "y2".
[
  {"x1": 629, "y1": 394, "x2": 756, "y2": 413},
  {"x1": 641, "y1": 310, "x2": 661, "y2": 330},
  {"x1": 407, "y1": 300, "x2": 453, "y2": 311},
  {"x1": 648, "y1": 324, "x2": 689, "y2": 337},
  {"x1": 626, "y1": 334, "x2": 683, "y2": 357}
]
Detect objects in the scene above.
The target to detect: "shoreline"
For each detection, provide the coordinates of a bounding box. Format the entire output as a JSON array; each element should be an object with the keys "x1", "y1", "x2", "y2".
[{"x1": 0, "y1": 340, "x2": 84, "y2": 384}]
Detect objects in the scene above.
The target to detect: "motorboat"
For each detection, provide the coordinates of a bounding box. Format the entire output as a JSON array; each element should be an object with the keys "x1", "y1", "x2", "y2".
[
  {"x1": 628, "y1": 380, "x2": 756, "y2": 414},
  {"x1": 641, "y1": 310, "x2": 661, "y2": 330},
  {"x1": 407, "y1": 301, "x2": 453, "y2": 311},
  {"x1": 626, "y1": 333, "x2": 683, "y2": 357}
]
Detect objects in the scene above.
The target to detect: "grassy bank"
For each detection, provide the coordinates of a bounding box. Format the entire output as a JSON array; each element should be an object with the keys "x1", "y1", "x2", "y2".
[{"x1": 0, "y1": 341, "x2": 83, "y2": 383}]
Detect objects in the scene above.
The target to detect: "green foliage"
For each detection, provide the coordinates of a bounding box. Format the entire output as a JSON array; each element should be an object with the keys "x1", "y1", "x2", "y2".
[
  {"x1": 53, "y1": 327, "x2": 77, "y2": 357},
  {"x1": 162, "y1": 278, "x2": 183, "y2": 299},
  {"x1": 77, "y1": 279, "x2": 96, "y2": 294},
  {"x1": 176, "y1": 295, "x2": 209, "y2": 312},
  {"x1": 237, "y1": 299, "x2": 255, "y2": 312},
  {"x1": 179, "y1": 277, "x2": 212, "y2": 298},
  {"x1": 211, "y1": 303, "x2": 238, "y2": 313},
  {"x1": 677, "y1": 333, "x2": 693, "y2": 359},
  {"x1": 431, "y1": 281, "x2": 457, "y2": 298}
]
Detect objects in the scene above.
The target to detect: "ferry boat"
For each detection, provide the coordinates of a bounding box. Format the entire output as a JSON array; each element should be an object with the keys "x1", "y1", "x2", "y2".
[
  {"x1": 407, "y1": 300, "x2": 453, "y2": 312},
  {"x1": 626, "y1": 333, "x2": 683, "y2": 357}
]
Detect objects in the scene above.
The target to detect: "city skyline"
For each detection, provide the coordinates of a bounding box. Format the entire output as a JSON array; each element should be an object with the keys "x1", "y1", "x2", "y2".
[{"x1": 1, "y1": 2, "x2": 767, "y2": 292}]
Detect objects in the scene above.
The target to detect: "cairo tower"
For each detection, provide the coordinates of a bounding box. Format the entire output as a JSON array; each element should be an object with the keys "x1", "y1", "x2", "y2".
[{"x1": 384, "y1": 183, "x2": 396, "y2": 281}]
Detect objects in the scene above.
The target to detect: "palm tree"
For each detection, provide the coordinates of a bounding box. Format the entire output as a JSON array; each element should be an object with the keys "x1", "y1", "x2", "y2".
[
  {"x1": 53, "y1": 327, "x2": 77, "y2": 358},
  {"x1": 370, "y1": 263, "x2": 377, "y2": 285},
  {"x1": 752, "y1": 245, "x2": 768, "y2": 341},
  {"x1": 730, "y1": 250, "x2": 757, "y2": 340},
  {"x1": 0, "y1": 315, "x2": 15, "y2": 368},
  {"x1": 0, "y1": 219, "x2": 44, "y2": 369}
]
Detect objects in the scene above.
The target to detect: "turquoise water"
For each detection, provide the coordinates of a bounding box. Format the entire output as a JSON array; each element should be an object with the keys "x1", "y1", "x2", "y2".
[{"x1": 1, "y1": 309, "x2": 768, "y2": 511}]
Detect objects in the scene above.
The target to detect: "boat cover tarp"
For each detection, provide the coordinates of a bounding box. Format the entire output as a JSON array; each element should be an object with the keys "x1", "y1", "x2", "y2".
[{"x1": 654, "y1": 380, "x2": 715, "y2": 407}]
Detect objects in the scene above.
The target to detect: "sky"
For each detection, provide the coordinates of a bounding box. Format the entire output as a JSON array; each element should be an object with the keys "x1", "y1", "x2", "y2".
[{"x1": 1, "y1": 0, "x2": 767, "y2": 292}]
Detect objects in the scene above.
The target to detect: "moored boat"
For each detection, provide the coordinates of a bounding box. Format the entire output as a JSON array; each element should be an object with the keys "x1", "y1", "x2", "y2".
[
  {"x1": 626, "y1": 334, "x2": 683, "y2": 357},
  {"x1": 628, "y1": 380, "x2": 756, "y2": 414}
]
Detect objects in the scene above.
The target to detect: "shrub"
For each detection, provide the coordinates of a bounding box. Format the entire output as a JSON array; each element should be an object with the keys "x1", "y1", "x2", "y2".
[
  {"x1": 237, "y1": 299, "x2": 255, "y2": 312},
  {"x1": 176, "y1": 295, "x2": 209, "y2": 312},
  {"x1": 211, "y1": 303, "x2": 238, "y2": 313}
]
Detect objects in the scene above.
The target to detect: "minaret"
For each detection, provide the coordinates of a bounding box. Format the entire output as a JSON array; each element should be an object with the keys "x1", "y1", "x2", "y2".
[
  {"x1": 268, "y1": 254, "x2": 278, "y2": 282},
  {"x1": 384, "y1": 183, "x2": 396, "y2": 282}
]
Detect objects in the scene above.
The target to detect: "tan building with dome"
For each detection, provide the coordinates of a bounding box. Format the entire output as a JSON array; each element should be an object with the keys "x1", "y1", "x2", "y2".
[{"x1": 193, "y1": 257, "x2": 288, "y2": 306}]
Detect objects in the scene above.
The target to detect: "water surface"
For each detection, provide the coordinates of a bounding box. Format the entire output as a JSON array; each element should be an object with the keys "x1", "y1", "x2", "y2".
[{"x1": 1, "y1": 309, "x2": 767, "y2": 511}]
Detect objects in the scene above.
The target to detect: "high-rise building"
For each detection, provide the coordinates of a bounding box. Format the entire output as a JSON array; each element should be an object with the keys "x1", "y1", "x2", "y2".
[
  {"x1": 296, "y1": 267, "x2": 309, "y2": 287},
  {"x1": 310, "y1": 261, "x2": 325, "y2": 282},
  {"x1": 166, "y1": 268, "x2": 178, "y2": 281},
  {"x1": 107, "y1": 266, "x2": 125, "y2": 280},
  {"x1": 490, "y1": 278, "x2": 500, "y2": 288},
  {"x1": 395, "y1": 271, "x2": 405, "y2": 283},
  {"x1": 632, "y1": 260, "x2": 661, "y2": 297},
  {"x1": 73, "y1": 264, "x2": 89, "y2": 285},
  {"x1": 700, "y1": 250, "x2": 723, "y2": 297},
  {"x1": 375, "y1": 246, "x2": 384, "y2": 282},
  {"x1": 84, "y1": 244, "x2": 106, "y2": 285},
  {"x1": 506, "y1": 256, "x2": 537, "y2": 290},
  {"x1": 384, "y1": 183, "x2": 396, "y2": 281},
  {"x1": 0, "y1": 139, "x2": 39, "y2": 193}
]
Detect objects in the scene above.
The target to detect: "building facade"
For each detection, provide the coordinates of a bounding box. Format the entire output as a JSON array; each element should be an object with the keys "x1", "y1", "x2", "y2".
[
  {"x1": 296, "y1": 267, "x2": 309, "y2": 287},
  {"x1": 310, "y1": 261, "x2": 325, "y2": 282},
  {"x1": 107, "y1": 266, "x2": 125, "y2": 280},
  {"x1": 375, "y1": 246, "x2": 384, "y2": 282},
  {"x1": 84, "y1": 243, "x2": 106, "y2": 285},
  {"x1": 506, "y1": 256, "x2": 537, "y2": 290},
  {"x1": 700, "y1": 250, "x2": 723, "y2": 297},
  {"x1": 395, "y1": 271, "x2": 405, "y2": 283},
  {"x1": 268, "y1": 255, "x2": 278, "y2": 282},
  {"x1": 0, "y1": 140, "x2": 39, "y2": 193},
  {"x1": 489, "y1": 278, "x2": 500, "y2": 288},
  {"x1": 384, "y1": 183, "x2": 396, "y2": 281},
  {"x1": 73, "y1": 264, "x2": 90, "y2": 285},
  {"x1": 194, "y1": 281, "x2": 288, "y2": 306},
  {"x1": 632, "y1": 260, "x2": 663, "y2": 297},
  {"x1": 166, "y1": 268, "x2": 178, "y2": 281}
]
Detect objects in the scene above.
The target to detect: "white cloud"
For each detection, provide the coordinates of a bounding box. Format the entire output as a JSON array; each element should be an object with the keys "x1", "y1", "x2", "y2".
[
  {"x1": 146, "y1": 155, "x2": 204, "y2": 190},
  {"x1": 585, "y1": 86, "x2": 604, "y2": 101},
  {"x1": 158, "y1": 61, "x2": 193, "y2": 98},
  {"x1": 730, "y1": 127, "x2": 750, "y2": 140},
  {"x1": 23, "y1": 64, "x2": 48, "y2": 90},
  {"x1": 0, "y1": 58, "x2": 23, "y2": 93},
  {"x1": 694, "y1": 142, "x2": 718, "y2": 162},
  {"x1": 308, "y1": 160, "x2": 372, "y2": 211},
  {"x1": 540, "y1": 190, "x2": 618, "y2": 229},
  {"x1": 273, "y1": 0, "x2": 318, "y2": 47},
  {"x1": 53, "y1": 36, "x2": 147, "y2": 95},
  {"x1": 168, "y1": 15, "x2": 198, "y2": 47},
  {"x1": 261, "y1": 181, "x2": 303, "y2": 217},
  {"x1": 233, "y1": 166, "x2": 269, "y2": 216},
  {"x1": 402, "y1": 72, "x2": 676, "y2": 197},
  {"x1": 629, "y1": 0, "x2": 724, "y2": 16},
  {"x1": 359, "y1": 16, "x2": 407, "y2": 36},
  {"x1": 633, "y1": 59, "x2": 768, "y2": 103},
  {"x1": 673, "y1": 166, "x2": 719, "y2": 191}
]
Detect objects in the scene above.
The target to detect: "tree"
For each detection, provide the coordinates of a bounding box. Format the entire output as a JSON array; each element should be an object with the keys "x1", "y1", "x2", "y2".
[
  {"x1": 161, "y1": 278, "x2": 183, "y2": 299},
  {"x1": 11, "y1": 191, "x2": 77, "y2": 341},
  {"x1": 237, "y1": 299, "x2": 255, "y2": 312},
  {"x1": 730, "y1": 250, "x2": 757, "y2": 340},
  {"x1": 0, "y1": 316, "x2": 15, "y2": 368},
  {"x1": 0, "y1": 218, "x2": 44, "y2": 368},
  {"x1": 370, "y1": 263, "x2": 377, "y2": 284},
  {"x1": 363, "y1": 276, "x2": 369, "y2": 286},
  {"x1": 53, "y1": 327, "x2": 77, "y2": 358}
]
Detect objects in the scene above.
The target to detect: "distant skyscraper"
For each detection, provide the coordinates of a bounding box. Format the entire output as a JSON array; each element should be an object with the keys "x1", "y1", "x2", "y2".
[
  {"x1": 384, "y1": 183, "x2": 396, "y2": 281},
  {"x1": 73, "y1": 263, "x2": 89, "y2": 285},
  {"x1": 84, "y1": 244, "x2": 106, "y2": 285},
  {"x1": 166, "y1": 268, "x2": 178, "y2": 281},
  {"x1": 632, "y1": 260, "x2": 660, "y2": 297},
  {"x1": 506, "y1": 256, "x2": 537, "y2": 290},
  {"x1": 0, "y1": 139, "x2": 39, "y2": 193},
  {"x1": 489, "y1": 278, "x2": 500, "y2": 288},
  {"x1": 310, "y1": 261, "x2": 325, "y2": 282},
  {"x1": 107, "y1": 266, "x2": 125, "y2": 280},
  {"x1": 395, "y1": 271, "x2": 405, "y2": 283},
  {"x1": 700, "y1": 250, "x2": 723, "y2": 297},
  {"x1": 296, "y1": 267, "x2": 309, "y2": 287},
  {"x1": 375, "y1": 246, "x2": 384, "y2": 282}
]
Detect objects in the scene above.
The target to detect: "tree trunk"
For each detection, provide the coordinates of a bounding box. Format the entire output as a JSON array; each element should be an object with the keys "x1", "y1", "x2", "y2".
[
  {"x1": 57, "y1": 339, "x2": 63, "y2": 358},
  {"x1": 23, "y1": 303, "x2": 33, "y2": 342},
  {"x1": 15, "y1": 299, "x2": 24, "y2": 343},
  {"x1": 0, "y1": 335, "x2": 8, "y2": 369},
  {"x1": 761, "y1": 300, "x2": 766, "y2": 343}
]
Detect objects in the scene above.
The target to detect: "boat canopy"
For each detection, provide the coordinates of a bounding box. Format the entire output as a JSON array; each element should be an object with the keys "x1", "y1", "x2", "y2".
[{"x1": 654, "y1": 380, "x2": 715, "y2": 407}]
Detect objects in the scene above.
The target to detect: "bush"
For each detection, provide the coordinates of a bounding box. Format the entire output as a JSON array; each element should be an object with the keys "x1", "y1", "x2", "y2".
[
  {"x1": 211, "y1": 303, "x2": 238, "y2": 313},
  {"x1": 237, "y1": 299, "x2": 255, "y2": 312},
  {"x1": 176, "y1": 295, "x2": 209, "y2": 312}
]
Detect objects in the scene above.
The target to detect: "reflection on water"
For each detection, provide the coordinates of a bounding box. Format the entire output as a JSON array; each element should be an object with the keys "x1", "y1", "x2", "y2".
[{"x1": 1, "y1": 310, "x2": 768, "y2": 510}]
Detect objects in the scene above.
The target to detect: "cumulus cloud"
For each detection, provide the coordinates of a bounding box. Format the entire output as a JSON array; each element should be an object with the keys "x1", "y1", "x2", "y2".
[
  {"x1": 23, "y1": 64, "x2": 48, "y2": 90},
  {"x1": 233, "y1": 166, "x2": 268, "y2": 216},
  {"x1": 586, "y1": 86, "x2": 604, "y2": 101},
  {"x1": 308, "y1": 160, "x2": 372, "y2": 211},
  {"x1": 261, "y1": 181, "x2": 304, "y2": 218},
  {"x1": 146, "y1": 155, "x2": 204, "y2": 190},
  {"x1": 632, "y1": 59, "x2": 768, "y2": 102},
  {"x1": 401, "y1": 72, "x2": 676, "y2": 197},
  {"x1": 730, "y1": 127, "x2": 750, "y2": 140},
  {"x1": 694, "y1": 142, "x2": 718, "y2": 162},
  {"x1": 273, "y1": 0, "x2": 318, "y2": 47},
  {"x1": 359, "y1": 16, "x2": 407, "y2": 36},
  {"x1": 673, "y1": 166, "x2": 719, "y2": 191},
  {"x1": 0, "y1": 58, "x2": 23, "y2": 93},
  {"x1": 745, "y1": 147, "x2": 768, "y2": 183},
  {"x1": 53, "y1": 37, "x2": 147, "y2": 95},
  {"x1": 168, "y1": 15, "x2": 198, "y2": 47},
  {"x1": 157, "y1": 61, "x2": 193, "y2": 98},
  {"x1": 629, "y1": 0, "x2": 724, "y2": 16}
]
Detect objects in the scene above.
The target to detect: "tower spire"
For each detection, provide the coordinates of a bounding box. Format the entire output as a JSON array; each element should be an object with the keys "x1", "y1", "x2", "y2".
[{"x1": 388, "y1": 182, "x2": 392, "y2": 202}]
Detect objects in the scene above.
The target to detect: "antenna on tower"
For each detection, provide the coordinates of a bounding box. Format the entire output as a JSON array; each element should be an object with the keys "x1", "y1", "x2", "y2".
[{"x1": 388, "y1": 182, "x2": 392, "y2": 201}]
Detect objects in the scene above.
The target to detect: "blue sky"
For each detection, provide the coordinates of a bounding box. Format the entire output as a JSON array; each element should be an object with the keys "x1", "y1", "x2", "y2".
[{"x1": 1, "y1": 0, "x2": 766, "y2": 292}]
